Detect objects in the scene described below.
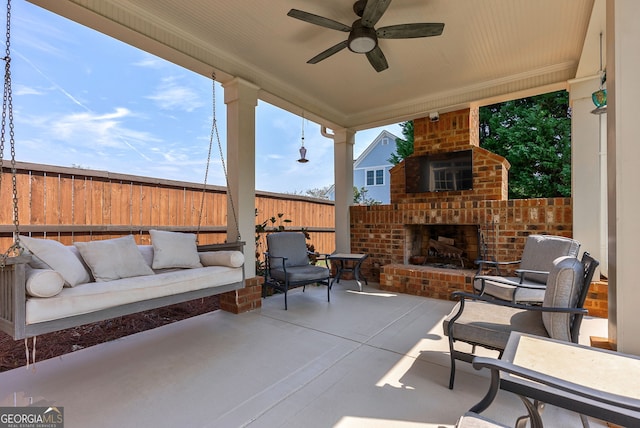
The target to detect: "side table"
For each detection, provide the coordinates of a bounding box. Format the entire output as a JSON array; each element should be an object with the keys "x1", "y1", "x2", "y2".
[{"x1": 328, "y1": 253, "x2": 368, "y2": 292}]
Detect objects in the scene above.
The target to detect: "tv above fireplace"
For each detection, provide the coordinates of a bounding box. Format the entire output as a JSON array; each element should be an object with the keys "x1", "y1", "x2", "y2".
[{"x1": 405, "y1": 150, "x2": 473, "y2": 193}]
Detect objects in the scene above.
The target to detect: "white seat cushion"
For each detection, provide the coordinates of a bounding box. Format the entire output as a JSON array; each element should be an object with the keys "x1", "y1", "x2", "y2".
[{"x1": 25, "y1": 265, "x2": 242, "y2": 325}]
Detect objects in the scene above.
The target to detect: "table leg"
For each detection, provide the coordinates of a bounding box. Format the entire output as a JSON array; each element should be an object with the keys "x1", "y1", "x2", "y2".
[{"x1": 353, "y1": 259, "x2": 367, "y2": 292}]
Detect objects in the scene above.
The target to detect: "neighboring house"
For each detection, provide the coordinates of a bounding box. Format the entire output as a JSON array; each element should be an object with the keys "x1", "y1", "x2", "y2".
[{"x1": 327, "y1": 130, "x2": 398, "y2": 204}]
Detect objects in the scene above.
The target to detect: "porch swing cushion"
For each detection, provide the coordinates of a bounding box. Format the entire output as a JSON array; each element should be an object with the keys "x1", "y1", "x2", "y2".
[
  {"x1": 150, "y1": 229, "x2": 203, "y2": 269},
  {"x1": 74, "y1": 235, "x2": 154, "y2": 281},
  {"x1": 25, "y1": 267, "x2": 65, "y2": 298},
  {"x1": 20, "y1": 236, "x2": 91, "y2": 287}
]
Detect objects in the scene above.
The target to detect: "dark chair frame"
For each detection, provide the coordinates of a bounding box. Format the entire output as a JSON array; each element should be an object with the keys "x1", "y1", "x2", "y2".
[
  {"x1": 445, "y1": 252, "x2": 599, "y2": 389},
  {"x1": 262, "y1": 232, "x2": 331, "y2": 310},
  {"x1": 474, "y1": 234, "x2": 581, "y2": 304},
  {"x1": 460, "y1": 355, "x2": 640, "y2": 428}
]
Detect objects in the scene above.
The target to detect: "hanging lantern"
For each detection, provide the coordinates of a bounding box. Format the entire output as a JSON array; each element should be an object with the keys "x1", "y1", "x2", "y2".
[
  {"x1": 297, "y1": 113, "x2": 309, "y2": 163},
  {"x1": 298, "y1": 145, "x2": 308, "y2": 163}
]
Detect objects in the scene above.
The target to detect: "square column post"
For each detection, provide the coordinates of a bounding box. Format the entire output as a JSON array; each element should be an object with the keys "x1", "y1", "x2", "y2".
[
  {"x1": 569, "y1": 76, "x2": 607, "y2": 276},
  {"x1": 333, "y1": 128, "x2": 356, "y2": 253},
  {"x1": 606, "y1": 0, "x2": 640, "y2": 354},
  {"x1": 222, "y1": 78, "x2": 258, "y2": 277}
]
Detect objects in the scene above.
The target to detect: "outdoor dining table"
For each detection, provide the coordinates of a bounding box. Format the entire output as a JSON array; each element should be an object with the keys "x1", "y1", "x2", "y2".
[{"x1": 473, "y1": 332, "x2": 640, "y2": 428}]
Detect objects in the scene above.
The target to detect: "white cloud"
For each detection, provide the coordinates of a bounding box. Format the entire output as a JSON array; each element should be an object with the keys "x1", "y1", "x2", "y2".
[
  {"x1": 133, "y1": 55, "x2": 166, "y2": 69},
  {"x1": 146, "y1": 76, "x2": 203, "y2": 112},
  {"x1": 13, "y1": 84, "x2": 44, "y2": 96}
]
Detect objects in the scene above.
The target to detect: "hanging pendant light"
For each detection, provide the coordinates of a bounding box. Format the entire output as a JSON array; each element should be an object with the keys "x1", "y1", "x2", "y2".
[
  {"x1": 297, "y1": 113, "x2": 309, "y2": 163},
  {"x1": 591, "y1": 32, "x2": 607, "y2": 115}
]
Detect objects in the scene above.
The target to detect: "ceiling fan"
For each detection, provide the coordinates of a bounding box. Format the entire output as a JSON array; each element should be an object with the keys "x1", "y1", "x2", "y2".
[{"x1": 287, "y1": 0, "x2": 444, "y2": 72}]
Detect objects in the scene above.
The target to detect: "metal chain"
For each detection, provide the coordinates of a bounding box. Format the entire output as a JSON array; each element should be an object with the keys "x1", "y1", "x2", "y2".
[
  {"x1": 1, "y1": 0, "x2": 20, "y2": 268},
  {"x1": 212, "y1": 76, "x2": 240, "y2": 242},
  {"x1": 197, "y1": 73, "x2": 241, "y2": 243}
]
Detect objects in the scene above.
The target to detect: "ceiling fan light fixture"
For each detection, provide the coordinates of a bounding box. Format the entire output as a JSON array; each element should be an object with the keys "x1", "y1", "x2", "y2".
[{"x1": 348, "y1": 21, "x2": 377, "y2": 53}]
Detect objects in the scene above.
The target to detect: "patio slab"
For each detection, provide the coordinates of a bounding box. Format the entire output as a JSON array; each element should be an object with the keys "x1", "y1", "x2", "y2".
[{"x1": 0, "y1": 281, "x2": 608, "y2": 427}]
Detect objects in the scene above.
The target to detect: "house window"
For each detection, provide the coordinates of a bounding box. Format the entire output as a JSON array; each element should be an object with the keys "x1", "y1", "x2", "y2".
[
  {"x1": 381, "y1": 137, "x2": 389, "y2": 145},
  {"x1": 366, "y1": 169, "x2": 385, "y2": 186}
]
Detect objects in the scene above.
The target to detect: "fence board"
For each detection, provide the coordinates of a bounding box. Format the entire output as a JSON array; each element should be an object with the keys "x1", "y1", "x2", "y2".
[{"x1": 1, "y1": 162, "x2": 335, "y2": 258}]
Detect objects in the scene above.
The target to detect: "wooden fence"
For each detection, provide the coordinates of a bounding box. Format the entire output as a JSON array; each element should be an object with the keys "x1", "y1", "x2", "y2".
[{"x1": 0, "y1": 161, "x2": 335, "y2": 259}]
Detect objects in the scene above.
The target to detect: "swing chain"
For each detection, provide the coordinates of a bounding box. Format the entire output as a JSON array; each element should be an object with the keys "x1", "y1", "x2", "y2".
[
  {"x1": 1, "y1": 0, "x2": 20, "y2": 269},
  {"x1": 197, "y1": 73, "x2": 241, "y2": 244}
]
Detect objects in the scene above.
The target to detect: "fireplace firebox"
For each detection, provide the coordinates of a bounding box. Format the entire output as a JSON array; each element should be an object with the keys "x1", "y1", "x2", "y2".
[{"x1": 405, "y1": 224, "x2": 479, "y2": 269}]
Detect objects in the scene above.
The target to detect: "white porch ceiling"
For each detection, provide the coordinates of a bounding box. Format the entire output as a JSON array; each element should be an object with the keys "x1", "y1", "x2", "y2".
[{"x1": 28, "y1": 0, "x2": 600, "y2": 130}]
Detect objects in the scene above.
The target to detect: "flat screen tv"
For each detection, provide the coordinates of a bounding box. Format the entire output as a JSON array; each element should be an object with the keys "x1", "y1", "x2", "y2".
[{"x1": 405, "y1": 150, "x2": 473, "y2": 193}]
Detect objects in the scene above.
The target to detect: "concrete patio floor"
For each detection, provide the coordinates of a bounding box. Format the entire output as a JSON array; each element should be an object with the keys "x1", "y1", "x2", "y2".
[{"x1": 0, "y1": 281, "x2": 608, "y2": 427}]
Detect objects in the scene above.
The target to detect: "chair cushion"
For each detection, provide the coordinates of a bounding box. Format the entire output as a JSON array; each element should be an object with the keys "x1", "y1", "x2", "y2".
[
  {"x1": 542, "y1": 256, "x2": 584, "y2": 341},
  {"x1": 266, "y1": 232, "x2": 309, "y2": 267},
  {"x1": 474, "y1": 276, "x2": 546, "y2": 303},
  {"x1": 270, "y1": 265, "x2": 329, "y2": 283},
  {"x1": 519, "y1": 235, "x2": 580, "y2": 283},
  {"x1": 443, "y1": 301, "x2": 548, "y2": 350}
]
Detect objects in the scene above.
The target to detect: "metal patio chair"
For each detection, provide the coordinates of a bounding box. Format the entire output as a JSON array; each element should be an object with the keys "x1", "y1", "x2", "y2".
[
  {"x1": 443, "y1": 252, "x2": 599, "y2": 389},
  {"x1": 262, "y1": 232, "x2": 331, "y2": 310},
  {"x1": 474, "y1": 234, "x2": 581, "y2": 304}
]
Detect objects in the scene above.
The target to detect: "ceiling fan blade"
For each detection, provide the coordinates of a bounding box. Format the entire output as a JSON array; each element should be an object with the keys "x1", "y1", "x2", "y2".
[
  {"x1": 366, "y1": 46, "x2": 389, "y2": 72},
  {"x1": 377, "y1": 23, "x2": 444, "y2": 39},
  {"x1": 288, "y1": 9, "x2": 351, "y2": 32},
  {"x1": 361, "y1": 0, "x2": 392, "y2": 28},
  {"x1": 308, "y1": 40, "x2": 349, "y2": 64}
]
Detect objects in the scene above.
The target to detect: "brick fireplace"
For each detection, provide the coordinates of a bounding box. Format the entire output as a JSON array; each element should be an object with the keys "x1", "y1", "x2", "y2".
[{"x1": 348, "y1": 108, "x2": 574, "y2": 300}]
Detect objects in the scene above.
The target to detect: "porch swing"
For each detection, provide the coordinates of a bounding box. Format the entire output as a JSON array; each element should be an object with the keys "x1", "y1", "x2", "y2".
[{"x1": 0, "y1": 0, "x2": 245, "y2": 343}]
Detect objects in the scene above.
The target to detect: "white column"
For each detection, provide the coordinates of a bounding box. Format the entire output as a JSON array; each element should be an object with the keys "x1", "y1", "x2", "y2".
[
  {"x1": 606, "y1": 0, "x2": 640, "y2": 354},
  {"x1": 568, "y1": 76, "x2": 607, "y2": 276},
  {"x1": 333, "y1": 127, "x2": 356, "y2": 253},
  {"x1": 223, "y1": 78, "x2": 259, "y2": 278}
]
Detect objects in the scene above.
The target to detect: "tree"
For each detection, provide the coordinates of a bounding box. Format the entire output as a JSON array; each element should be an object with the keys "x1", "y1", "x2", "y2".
[
  {"x1": 305, "y1": 186, "x2": 331, "y2": 199},
  {"x1": 388, "y1": 121, "x2": 414, "y2": 165},
  {"x1": 353, "y1": 186, "x2": 380, "y2": 205},
  {"x1": 479, "y1": 91, "x2": 571, "y2": 199}
]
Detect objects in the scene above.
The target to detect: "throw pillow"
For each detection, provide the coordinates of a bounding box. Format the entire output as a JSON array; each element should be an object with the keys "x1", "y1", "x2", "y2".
[
  {"x1": 74, "y1": 235, "x2": 155, "y2": 282},
  {"x1": 25, "y1": 267, "x2": 65, "y2": 298},
  {"x1": 20, "y1": 236, "x2": 91, "y2": 287},
  {"x1": 150, "y1": 230, "x2": 203, "y2": 269},
  {"x1": 199, "y1": 250, "x2": 244, "y2": 268}
]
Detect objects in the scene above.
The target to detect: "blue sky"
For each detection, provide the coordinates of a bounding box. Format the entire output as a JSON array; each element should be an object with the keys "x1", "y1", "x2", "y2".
[{"x1": 9, "y1": 1, "x2": 401, "y2": 194}]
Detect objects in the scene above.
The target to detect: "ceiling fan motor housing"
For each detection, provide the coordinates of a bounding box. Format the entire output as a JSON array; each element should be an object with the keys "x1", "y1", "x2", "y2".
[{"x1": 348, "y1": 20, "x2": 378, "y2": 53}]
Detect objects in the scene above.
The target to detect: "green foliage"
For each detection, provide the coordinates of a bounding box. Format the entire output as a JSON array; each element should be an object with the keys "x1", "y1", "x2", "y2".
[
  {"x1": 388, "y1": 121, "x2": 414, "y2": 165},
  {"x1": 479, "y1": 91, "x2": 571, "y2": 199}
]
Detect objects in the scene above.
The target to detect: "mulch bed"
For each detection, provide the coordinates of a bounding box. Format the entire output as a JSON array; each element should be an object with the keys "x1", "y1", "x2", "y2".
[{"x1": 0, "y1": 296, "x2": 219, "y2": 372}]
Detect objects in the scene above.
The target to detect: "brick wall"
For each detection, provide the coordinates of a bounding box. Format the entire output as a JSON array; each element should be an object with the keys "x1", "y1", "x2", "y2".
[
  {"x1": 350, "y1": 197, "x2": 574, "y2": 281},
  {"x1": 349, "y1": 107, "x2": 606, "y2": 316}
]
